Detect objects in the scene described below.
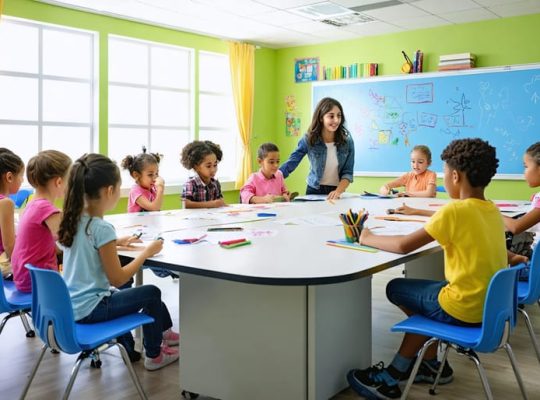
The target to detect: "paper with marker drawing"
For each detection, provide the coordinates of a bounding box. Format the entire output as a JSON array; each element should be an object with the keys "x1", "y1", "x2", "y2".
[{"x1": 277, "y1": 214, "x2": 340, "y2": 226}]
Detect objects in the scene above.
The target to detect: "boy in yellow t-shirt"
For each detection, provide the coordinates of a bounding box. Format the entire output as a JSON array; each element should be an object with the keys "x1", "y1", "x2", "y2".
[{"x1": 347, "y1": 138, "x2": 526, "y2": 400}]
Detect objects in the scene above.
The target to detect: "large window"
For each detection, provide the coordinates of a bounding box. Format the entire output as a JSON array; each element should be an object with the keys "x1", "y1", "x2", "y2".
[
  {"x1": 108, "y1": 35, "x2": 192, "y2": 187},
  {"x1": 198, "y1": 51, "x2": 239, "y2": 183},
  {"x1": 0, "y1": 17, "x2": 97, "y2": 168}
]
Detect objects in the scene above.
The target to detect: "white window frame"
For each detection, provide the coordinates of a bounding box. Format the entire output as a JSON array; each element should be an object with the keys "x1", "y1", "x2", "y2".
[
  {"x1": 108, "y1": 34, "x2": 194, "y2": 193},
  {"x1": 0, "y1": 17, "x2": 98, "y2": 172}
]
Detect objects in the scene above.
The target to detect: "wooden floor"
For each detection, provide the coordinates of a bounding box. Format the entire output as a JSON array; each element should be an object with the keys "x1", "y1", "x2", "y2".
[{"x1": 1, "y1": 267, "x2": 539, "y2": 400}]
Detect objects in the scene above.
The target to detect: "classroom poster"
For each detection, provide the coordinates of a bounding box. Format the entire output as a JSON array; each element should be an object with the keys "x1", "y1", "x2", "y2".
[
  {"x1": 285, "y1": 95, "x2": 301, "y2": 136},
  {"x1": 295, "y1": 57, "x2": 319, "y2": 83}
]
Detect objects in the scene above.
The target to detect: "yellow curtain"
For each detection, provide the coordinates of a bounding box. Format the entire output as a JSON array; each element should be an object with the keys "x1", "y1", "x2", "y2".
[{"x1": 228, "y1": 42, "x2": 255, "y2": 189}]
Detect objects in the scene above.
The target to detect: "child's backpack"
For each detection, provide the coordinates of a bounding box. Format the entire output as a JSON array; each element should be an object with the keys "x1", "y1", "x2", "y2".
[{"x1": 506, "y1": 231, "x2": 536, "y2": 281}]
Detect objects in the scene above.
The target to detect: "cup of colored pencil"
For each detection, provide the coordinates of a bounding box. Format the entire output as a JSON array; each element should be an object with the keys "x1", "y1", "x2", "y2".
[{"x1": 339, "y1": 208, "x2": 368, "y2": 243}]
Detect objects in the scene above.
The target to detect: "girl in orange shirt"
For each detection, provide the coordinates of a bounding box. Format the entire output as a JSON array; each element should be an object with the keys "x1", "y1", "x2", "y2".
[{"x1": 380, "y1": 145, "x2": 437, "y2": 197}]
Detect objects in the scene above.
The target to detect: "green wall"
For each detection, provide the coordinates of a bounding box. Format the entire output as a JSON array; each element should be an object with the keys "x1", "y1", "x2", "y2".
[
  {"x1": 274, "y1": 14, "x2": 540, "y2": 200},
  {"x1": 4, "y1": 1, "x2": 539, "y2": 205}
]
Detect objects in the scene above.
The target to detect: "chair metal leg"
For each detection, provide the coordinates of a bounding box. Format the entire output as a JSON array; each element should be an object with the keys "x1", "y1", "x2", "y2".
[
  {"x1": 117, "y1": 343, "x2": 148, "y2": 400},
  {"x1": 503, "y1": 343, "x2": 529, "y2": 400},
  {"x1": 19, "y1": 344, "x2": 48, "y2": 400},
  {"x1": 518, "y1": 307, "x2": 540, "y2": 363},
  {"x1": 400, "y1": 337, "x2": 438, "y2": 400},
  {"x1": 0, "y1": 311, "x2": 18, "y2": 335},
  {"x1": 429, "y1": 343, "x2": 450, "y2": 395},
  {"x1": 464, "y1": 350, "x2": 493, "y2": 400},
  {"x1": 62, "y1": 352, "x2": 87, "y2": 400},
  {"x1": 18, "y1": 311, "x2": 35, "y2": 337}
]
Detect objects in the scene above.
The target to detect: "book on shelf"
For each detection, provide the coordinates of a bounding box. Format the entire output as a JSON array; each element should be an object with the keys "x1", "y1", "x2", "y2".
[
  {"x1": 438, "y1": 59, "x2": 475, "y2": 66},
  {"x1": 438, "y1": 64, "x2": 475, "y2": 71},
  {"x1": 439, "y1": 52, "x2": 476, "y2": 62}
]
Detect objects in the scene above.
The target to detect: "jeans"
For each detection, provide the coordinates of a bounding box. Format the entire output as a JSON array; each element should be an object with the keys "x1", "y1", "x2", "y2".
[
  {"x1": 306, "y1": 185, "x2": 337, "y2": 195},
  {"x1": 78, "y1": 285, "x2": 173, "y2": 358},
  {"x1": 386, "y1": 278, "x2": 481, "y2": 327}
]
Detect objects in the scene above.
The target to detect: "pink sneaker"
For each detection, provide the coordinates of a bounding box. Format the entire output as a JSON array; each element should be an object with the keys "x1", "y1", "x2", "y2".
[
  {"x1": 144, "y1": 345, "x2": 179, "y2": 371},
  {"x1": 162, "y1": 328, "x2": 180, "y2": 346}
]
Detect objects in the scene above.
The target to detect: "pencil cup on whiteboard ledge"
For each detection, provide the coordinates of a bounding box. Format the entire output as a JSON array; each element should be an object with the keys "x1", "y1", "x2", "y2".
[{"x1": 342, "y1": 223, "x2": 362, "y2": 243}]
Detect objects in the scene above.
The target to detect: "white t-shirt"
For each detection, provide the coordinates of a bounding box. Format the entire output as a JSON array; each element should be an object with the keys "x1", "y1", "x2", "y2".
[{"x1": 319, "y1": 142, "x2": 340, "y2": 186}]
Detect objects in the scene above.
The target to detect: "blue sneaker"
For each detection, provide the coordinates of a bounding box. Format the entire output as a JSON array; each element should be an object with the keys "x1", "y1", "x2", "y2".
[{"x1": 347, "y1": 362, "x2": 402, "y2": 399}]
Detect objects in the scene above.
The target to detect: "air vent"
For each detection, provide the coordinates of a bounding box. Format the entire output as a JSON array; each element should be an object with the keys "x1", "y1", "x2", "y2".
[{"x1": 290, "y1": 1, "x2": 376, "y2": 26}]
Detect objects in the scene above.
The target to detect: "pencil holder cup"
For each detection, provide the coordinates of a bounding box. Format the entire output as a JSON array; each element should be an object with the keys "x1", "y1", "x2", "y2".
[{"x1": 343, "y1": 224, "x2": 361, "y2": 243}]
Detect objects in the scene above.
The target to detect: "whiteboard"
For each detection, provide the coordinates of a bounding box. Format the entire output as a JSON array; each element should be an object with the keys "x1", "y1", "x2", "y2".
[{"x1": 312, "y1": 64, "x2": 540, "y2": 179}]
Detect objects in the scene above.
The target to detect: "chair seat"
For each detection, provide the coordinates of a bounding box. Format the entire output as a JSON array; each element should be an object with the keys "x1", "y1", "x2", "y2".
[
  {"x1": 74, "y1": 314, "x2": 154, "y2": 352},
  {"x1": 391, "y1": 315, "x2": 482, "y2": 349},
  {"x1": 3, "y1": 280, "x2": 32, "y2": 310}
]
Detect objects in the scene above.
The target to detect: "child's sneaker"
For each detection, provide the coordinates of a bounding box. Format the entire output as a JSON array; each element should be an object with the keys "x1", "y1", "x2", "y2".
[
  {"x1": 414, "y1": 359, "x2": 454, "y2": 384},
  {"x1": 162, "y1": 328, "x2": 180, "y2": 346},
  {"x1": 144, "y1": 345, "x2": 179, "y2": 371},
  {"x1": 347, "y1": 362, "x2": 402, "y2": 399}
]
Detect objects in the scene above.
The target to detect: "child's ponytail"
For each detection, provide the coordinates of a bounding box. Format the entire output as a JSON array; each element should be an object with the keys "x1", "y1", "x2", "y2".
[
  {"x1": 59, "y1": 154, "x2": 121, "y2": 247},
  {"x1": 58, "y1": 158, "x2": 88, "y2": 247}
]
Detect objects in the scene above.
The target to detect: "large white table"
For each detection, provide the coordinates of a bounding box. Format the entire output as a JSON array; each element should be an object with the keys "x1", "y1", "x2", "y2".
[{"x1": 111, "y1": 197, "x2": 456, "y2": 400}]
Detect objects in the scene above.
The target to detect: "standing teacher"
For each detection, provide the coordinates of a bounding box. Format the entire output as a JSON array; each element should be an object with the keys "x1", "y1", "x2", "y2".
[{"x1": 280, "y1": 97, "x2": 355, "y2": 200}]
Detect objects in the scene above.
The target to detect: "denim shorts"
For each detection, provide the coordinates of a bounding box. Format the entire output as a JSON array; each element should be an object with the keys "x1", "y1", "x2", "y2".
[{"x1": 386, "y1": 278, "x2": 481, "y2": 327}]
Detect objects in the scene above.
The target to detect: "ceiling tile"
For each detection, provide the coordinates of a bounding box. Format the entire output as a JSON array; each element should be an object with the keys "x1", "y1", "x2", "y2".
[
  {"x1": 473, "y1": 0, "x2": 526, "y2": 5},
  {"x1": 440, "y1": 7, "x2": 499, "y2": 24},
  {"x1": 343, "y1": 20, "x2": 403, "y2": 35},
  {"x1": 488, "y1": 0, "x2": 540, "y2": 17},
  {"x1": 249, "y1": 10, "x2": 311, "y2": 25},
  {"x1": 392, "y1": 14, "x2": 452, "y2": 29},
  {"x1": 413, "y1": 0, "x2": 481, "y2": 14},
  {"x1": 361, "y1": 3, "x2": 430, "y2": 20}
]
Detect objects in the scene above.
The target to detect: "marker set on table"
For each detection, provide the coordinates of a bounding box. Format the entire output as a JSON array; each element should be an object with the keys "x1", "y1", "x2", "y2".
[{"x1": 172, "y1": 227, "x2": 252, "y2": 249}]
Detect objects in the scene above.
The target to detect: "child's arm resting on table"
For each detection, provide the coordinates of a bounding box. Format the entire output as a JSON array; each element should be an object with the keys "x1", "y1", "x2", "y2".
[
  {"x1": 503, "y1": 208, "x2": 540, "y2": 235},
  {"x1": 359, "y1": 226, "x2": 434, "y2": 254},
  {"x1": 395, "y1": 203, "x2": 435, "y2": 217},
  {"x1": 184, "y1": 198, "x2": 226, "y2": 208},
  {"x1": 99, "y1": 239, "x2": 163, "y2": 287}
]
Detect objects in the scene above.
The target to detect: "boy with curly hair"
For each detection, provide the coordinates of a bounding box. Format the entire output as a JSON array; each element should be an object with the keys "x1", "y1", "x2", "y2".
[
  {"x1": 180, "y1": 140, "x2": 226, "y2": 209},
  {"x1": 347, "y1": 138, "x2": 523, "y2": 399}
]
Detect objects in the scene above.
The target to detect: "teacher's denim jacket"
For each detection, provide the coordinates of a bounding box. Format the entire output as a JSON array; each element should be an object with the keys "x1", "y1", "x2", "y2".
[{"x1": 280, "y1": 133, "x2": 355, "y2": 189}]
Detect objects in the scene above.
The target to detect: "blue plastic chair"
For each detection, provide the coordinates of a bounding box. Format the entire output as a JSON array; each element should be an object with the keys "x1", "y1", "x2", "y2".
[
  {"x1": 517, "y1": 241, "x2": 540, "y2": 363},
  {"x1": 392, "y1": 266, "x2": 528, "y2": 400},
  {"x1": 8, "y1": 188, "x2": 33, "y2": 208},
  {"x1": 0, "y1": 273, "x2": 34, "y2": 337},
  {"x1": 20, "y1": 265, "x2": 154, "y2": 400},
  {"x1": 436, "y1": 185, "x2": 446, "y2": 193}
]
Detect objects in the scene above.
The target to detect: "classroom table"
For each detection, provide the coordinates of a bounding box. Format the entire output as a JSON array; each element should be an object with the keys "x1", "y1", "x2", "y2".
[{"x1": 111, "y1": 197, "x2": 530, "y2": 400}]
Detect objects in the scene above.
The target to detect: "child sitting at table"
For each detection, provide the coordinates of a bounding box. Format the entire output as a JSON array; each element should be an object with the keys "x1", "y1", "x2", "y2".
[
  {"x1": 348, "y1": 138, "x2": 525, "y2": 399},
  {"x1": 121, "y1": 146, "x2": 165, "y2": 212},
  {"x1": 379, "y1": 145, "x2": 437, "y2": 198},
  {"x1": 240, "y1": 142, "x2": 290, "y2": 204},
  {"x1": 181, "y1": 140, "x2": 226, "y2": 209},
  {"x1": 0, "y1": 148, "x2": 24, "y2": 278},
  {"x1": 59, "y1": 154, "x2": 179, "y2": 370},
  {"x1": 12, "y1": 150, "x2": 71, "y2": 292}
]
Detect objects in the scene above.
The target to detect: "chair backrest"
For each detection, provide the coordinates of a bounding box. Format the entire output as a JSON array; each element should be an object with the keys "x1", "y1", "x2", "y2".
[
  {"x1": 9, "y1": 188, "x2": 34, "y2": 208},
  {"x1": 520, "y1": 241, "x2": 540, "y2": 304},
  {"x1": 26, "y1": 264, "x2": 82, "y2": 354},
  {"x1": 476, "y1": 266, "x2": 520, "y2": 352},
  {"x1": 0, "y1": 273, "x2": 14, "y2": 313},
  {"x1": 436, "y1": 185, "x2": 446, "y2": 193}
]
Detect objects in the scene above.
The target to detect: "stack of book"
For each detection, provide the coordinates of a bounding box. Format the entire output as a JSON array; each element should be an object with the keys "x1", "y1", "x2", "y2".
[
  {"x1": 321, "y1": 63, "x2": 378, "y2": 80},
  {"x1": 438, "y1": 53, "x2": 475, "y2": 71}
]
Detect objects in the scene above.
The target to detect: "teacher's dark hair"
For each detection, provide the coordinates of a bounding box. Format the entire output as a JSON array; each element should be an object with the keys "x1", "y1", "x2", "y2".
[{"x1": 307, "y1": 97, "x2": 349, "y2": 147}]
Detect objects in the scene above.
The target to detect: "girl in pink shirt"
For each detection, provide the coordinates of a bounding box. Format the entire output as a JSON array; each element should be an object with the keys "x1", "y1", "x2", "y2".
[
  {"x1": 240, "y1": 143, "x2": 290, "y2": 204},
  {"x1": 12, "y1": 150, "x2": 71, "y2": 292},
  {"x1": 0, "y1": 148, "x2": 25, "y2": 278},
  {"x1": 504, "y1": 141, "x2": 540, "y2": 234},
  {"x1": 121, "y1": 147, "x2": 165, "y2": 213},
  {"x1": 380, "y1": 145, "x2": 437, "y2": 198}
]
